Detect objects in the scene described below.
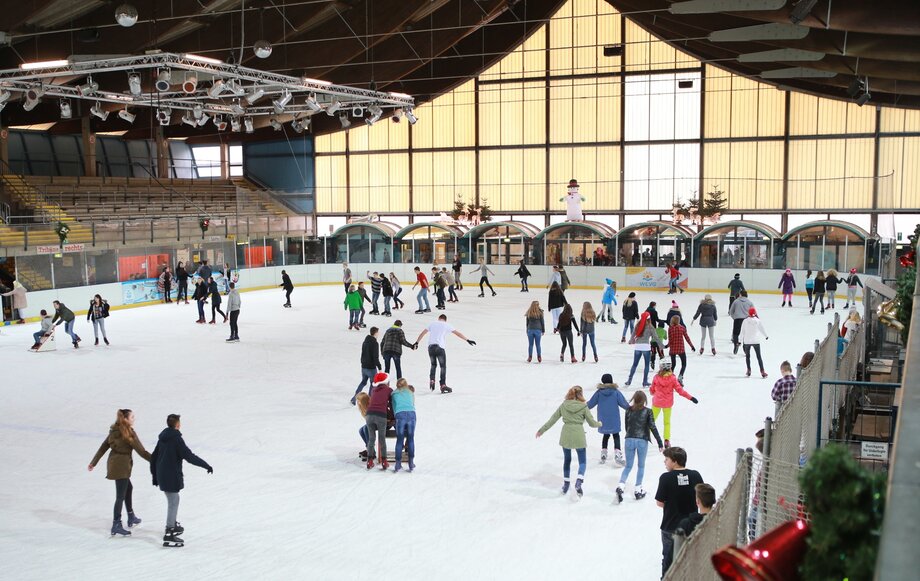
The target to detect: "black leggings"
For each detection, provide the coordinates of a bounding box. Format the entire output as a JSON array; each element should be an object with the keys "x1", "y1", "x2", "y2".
[
  {"x1": 601, "y1": 433, "x2": 621, "y2": 450},
  {"x1": 285, "y1": 288, "x2": 292, "y2": 304},
  {"x1": 669, "y1": 352, "x2": 687, "y2": 377},
  {"x1": 177, "y1": 281, "x2": 188, "y2": 301},
  {"x1": 560, "y1": 328, "x2": 575, "y2": 357},
  {"x1": 479, "y1": 277, "x2": 494, "y2": 293},
  {"x1": 744, "y1": 343, "x2": 765, "y2": 372},
  {"x1": 212, "y1": 303, "x2": 226, "y2": 321},
  {"x1": 114, "y1": 478, "x2": 134, "y2": 520}
]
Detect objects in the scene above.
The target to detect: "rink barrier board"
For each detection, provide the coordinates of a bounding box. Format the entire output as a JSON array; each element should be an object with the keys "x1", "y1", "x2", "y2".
[{"x1": 5, "y1": 264, "x2": 872, "y2": 324}]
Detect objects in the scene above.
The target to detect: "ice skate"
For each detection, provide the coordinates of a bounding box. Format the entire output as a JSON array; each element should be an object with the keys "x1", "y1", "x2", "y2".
[
  {"x1": 599, "y1": 315, "x2": 605, "y2": 322},
  {"x1": 537, "y1": 356, "x2": 542, "y2": 363},
  {"x1": 429, "y1": 379, "x2": 435, "y2": 392},
  {"x1": 561, "y1": 479, "x2": 570, "y2": 495},
  {"x1": 733, "y1": 343, "x2": 740, "y2": 355},
  {"x1": 611, "y1": 319, "x2": 618, "y2": 324},
  {"x1": 599, "y1": 449, "x2": 608, "y2": 464},
  {"x1": 440, "y1": 385, "x2": 453, "y2": 394},
  {"x1": 111, "y1": 519, "x2": 130, "y2": 536},
  {"x1": 527, "y1": 357, "x2": 532, "y2": 363},
  {"x1": 491, "y1": 292, "x2": 497, "y2": 296},
  {"x1": 73, "y1": 341, "x2": 79, "y2": 349},
  {"x1": 366, "y1": 458, "x2": 375, "y2": 470},
  {"x1": 614, "y1": 450, "x2": 626, "y2": 467},
  {"x1": 104, "y1": 338, "x2": 109, "y2": 346},
  {"x1": 414, "y1": 309, "x2": 425, "y2": 314},
  {"x1": 574, "y1": 478, "x2": 584, "y2": 497},
  {"x1": 478, "y1": 293, "x2": 485, "y2": 298},
  {"x1": 127, "y1": 512, "x2": 142, "y2": 528},
  {"x1": 615, "y1": 484, "x2": 624, "y2": 504},
  {"x1": 594, "y1": 355, "x2": 599, "y2": 363},
  {"x1": 162, "y1": 526, "x2": 184, "y2": 547},
  {"x1": 621, "y1": 337, "x2": 626, "y2": 343},
  {"x1": 581, "y1": 356, "x2": 586, "y2": 362},
  {"x1": 635, "y1": 487, "x2": 647, "y2": 500},
  {"x1": 95, "y1": 338, "x2": 99, "y2": 346},
  {"x1": 380, "y1": 459, "x2": 389, "y2": 471},
  {"x1": 560, "y1": 354, "x2": 564, "y2": 362},
  {"x1": 746, "y1": 369, "x2": 752, "y2": 377},
  {"x1": 571, "y1": 357, "x2": 578, "y2": 364},
  {"x1": 781, "y1": 301, "x2": 786, "y2": 307},
  {"x1": 698, "y1": 347, "x2": 704, "y2": 355},
  {"x1": 711, "y1": 348, "x2": 716, "y2": 356},
  {"x1": 761, "y1": 370, "x2": 768, "y2": 378}
]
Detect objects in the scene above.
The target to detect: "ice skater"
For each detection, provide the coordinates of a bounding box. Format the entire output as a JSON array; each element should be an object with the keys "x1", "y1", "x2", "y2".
[
  {"x1": 621, "y1": 292, "x2": 639, "y2": 343},
  {"x1": 843, "y1": 268, "x2": 863, "y2": 309},
  {"x1": 804, "y1": 270, "x2": 814, "y2": 309},
  {"x1": 535, "y1": 385, "x2": 601, "y2": 497},
  {"x1": 548, "y1": 265, "x2": 563, "y2": 289},
  {"x1": 667, "y1": 315, "x2": 695, "y2": 382},
  {"x1": 195, "y1": 259, "x2": 212, "y2": 283},
  {"x1": 514, "y1": 261, "x2": 531, "y2": 292},
  {"x1": 665, "y1": 262, "x2": 684, "y2": 294},
  {"x1": 389, "y1": 273, "x2": 404, "y2": 310},
  {"x1": 391, "y1": 378, "x2": 417, "y2": 472},
  {"x1": 175, "y1": 262, "x2": 189, "y2": 304},
  {"x1": 649, "y1": 361, "x2": 698, "y2": 448},
  {"x1": 351, "y1": 327, "x2": 382, "y2": 405},
  {"x1": 525, "y1": 300, "x2": 545, "y2": 363},
  {"x1": 580, "y1": 302, "x2": 598, "y2": 363},
  {"x1": 367, "y1": 271, "x2": 384, "y2": 315},
  {"x1": 1, "y1": 279, "x2": 27, "y2": 323},
  {"x1": 810, "y1": 270, "x2": 827, "y2": 314},
  {"x1": 728, "y1": 273, "x2": 745, "y2": 312},
  {"x1": 412, "y1": 266, "x2": 431, "y2": 314},
  {"x1": 381, "y1": 274, "x2": 394, "y2": 315},
  {"x1": 470, "y1": 259, "x2": 497, "y2": 297},
  {"x1": 557, "y1": 303, "x2": 579, "y2": 363},
  {"x1": 88, "y1": 409, "x2": 152, "y2": 536},
  {"x1": 226, "y1": 282, "x2": 240, "y2": 342},
  {"x1": 342, "y1": 262, "x2": 352, "y2": 293},
  {"x1": 413, "y1": 314, "x2": 476, "y2": 394},
  {"x1": 691, "y1": 295, "x2": 718, "y2": 355},
  {"x1": 444, "y1": 267, "x2": 458, "y2": 303},
  {"x1": 207, "y1": 276, "x2": 227, "y2": 324},
  {"x1": 729, "y1": 290, "x2": 754, "y2": 353},
  {"x1": 587, "y1": 373, "x2": 629, "y2": 466},
  {"x1": 364, "y1": 373, "x2": 393, "y2": 470},
  {"x1": 625, "y1": 312, "x2": 665, "y2": 388},
  {"x1": 778, "y1": 268, "x2": 796, "y2": 307},
  {"x1": 159, "y1": 266, "x2": 173, "y2": 303},
  {"x1": 280, "y1": 270, "x2": 294, "y2": 307},
  {"x1": 345, "y1": 284, "x2": 362, "y2": 330},
  {"x1": 600, "y1": 278, "x2": 618, "y2": 323},
  {"x1": 655, "y1": 447, "x2": 703, "y2": 577},
  {"x1": 381, "y1": 320, "x2": 416, "y2": 378},
  {"x1": 150, "y1": 414, "x2": 213, "y2": 548},
  {"x1": 51, "y1": 300, "x2": 81, "y2": 348},
  {"x1": 548, "y1": 281, "x2": 567, "y2": 332},
  {"x1": 452, "y1": 254, "x2": 463, "y2": 290},
  {"x1": 86, "y1": 294, "x2": 110, "y2": 346},
  {"x1": 432, "y1": 268, "x2": 447, "y2": 309},
  {"x1": 193, "y1": 278, "x2": 208, "y2": 324},
  {"x1": 30, "y1": 309, "x2": 53, "y2": 350},
  {"x1": 665, "y1": 300, "x2": 686, "y2": 329},
  {"x1": 615, "y1": 390, "x2": 664, "y2": 504},
  {"x1": 740, "y1": 307, "x2": 769, "y2": 378},
  {"x1": 825, "y1": 269, "x2": 843, "y2": 309}
]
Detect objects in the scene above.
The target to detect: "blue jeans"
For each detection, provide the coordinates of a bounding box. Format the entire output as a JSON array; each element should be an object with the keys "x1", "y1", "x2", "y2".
[
  {"x1": 581, "y1": 332, "x2": 597, "y2": 358},
  {"x1": 359, "y1": 425, "x2": 369, "y2": 444},
  {"x1": 627, "y1": 350, "x2": 651, "y2": 385},
  {"x1": 428, "y1": 345, "x2": 447, "y2": 385},
  {"x1": 33, "y1": 330, "x2": 44, "y2": 343},
  {"x1": 562, "y1": 447, "x2": 587, "y2": 479},
  {"x1": 395, "y1": 411, "x2": 417, "y2": 467},
  {"x1": 383, "y1": 296, "x2": 392, "y2": 313},
  {"x1": 620, "y1": 437, "x2": 649, "y2": 486},
  {"x1": 527, "y1": 329, "x2": 542, "y2": 358},
  {"x1": 348, "y1": 309, "x2": 361, "y2": 327},
  {"x1": 63, "y1": 320, "x2": 79, "y2": 342},
  {"x1": 622, "y1": 318, "x2": 635, "y2": 338},
  {"x1": 417, "y1": 288, "x2": 429, "y2": 310},
  {"x1": 197, "y1": 299, "x2": 206, "y2": 321},
  {"x1": 353, "y1": 367, "x2": 375, "y2": 397},
  {"x1": 371, "y1": 291, "x2": 380, "y2": 312},
  {"x1": 384, "y1": 353, "x2": 402, "y2": 379}
]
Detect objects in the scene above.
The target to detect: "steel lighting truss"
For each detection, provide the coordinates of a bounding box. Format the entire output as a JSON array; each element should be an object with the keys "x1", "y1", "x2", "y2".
[{"x1": 0, "y1": 52, "x2": 415, "y2": 120}]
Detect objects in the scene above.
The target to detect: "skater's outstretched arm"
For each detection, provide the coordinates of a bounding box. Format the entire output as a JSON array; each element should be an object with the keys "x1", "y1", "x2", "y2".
[
  {"x1": 177, "y1": 437, "x2": 212, "y2": 473},
  {"x1": 415, "y1": 329, "x2": 429, "y2": 345},
  {"x1": 451, "y1": 330, "x2": 475, "y2": 345}
]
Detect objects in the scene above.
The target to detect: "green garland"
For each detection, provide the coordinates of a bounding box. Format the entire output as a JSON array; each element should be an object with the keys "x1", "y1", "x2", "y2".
[
  {"x1": 54, "y1": 222, "x2": 70, "y2": 245},
  {"x1": 895, "y1": 223, "x2": 919, "y2": 343}
]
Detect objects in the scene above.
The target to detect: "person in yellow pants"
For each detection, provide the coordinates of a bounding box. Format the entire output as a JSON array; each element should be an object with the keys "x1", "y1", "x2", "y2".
[{"x1": 648, "y1": 361, "x2": 698, "y2": 447}]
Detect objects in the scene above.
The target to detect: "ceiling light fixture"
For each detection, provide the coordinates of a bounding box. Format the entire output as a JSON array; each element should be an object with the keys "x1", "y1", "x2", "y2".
[
  {"x1": 230, "y1": 116, "x2": 242, "y2": 132},
  {"x1": 157, "y1": 107, "x2": 171, "y2": 126},
  {"x1": 182, "y1": 73, "x2": 198, "y2": 94},
  {"x1": 182, "y1": 111, "x2": 197, "y2": 127},
  {"x1": 351, "y1": 106, "x2": 364, "y2": 118},
  {"x1": 118, "y1": 108, "x2": 136, "y2": 123},
  {"x1": 365, "y1": 105, "x2": 383, "y2": 126},
  {"x1": 789, "y1": 0, "x2": 818, "y2": 24},
  {"x1": 391, "y1": 109, "x2": 403, "y2": 123},
  {"x1": 59, "y1": 100, "x2": 72, "y2": 119},
  {"x1": 405, "y1": 108, "x2": 418, "y2": 125},
  {"x1": 326, "y1": 100, "x2": 342, "y2": 116},
  {"x1": 338, "y1": 113, "x2": 351, "y2": 129},
  {"x1": 183, "y1": 53, "x2": 223, "y2": 65},
  {"x1": 197, "y1": 113, "x2": 210, "y2": 127},
  {"x1": 244, "y1": 117, "x2": 254, "y2": 133},
  {"x1": 272, "y1": 90, "x2": 292, "y2": 114},
  {"x1": 79, "y1": 77, "x2": 99, "y2": 96},
  {"x1": 155, "y1": 69, "x2": 171, "y2": 92},
  {"x1": 90, "y1": 102, "x2": 109, "y2": 121},
  {"x1": 127, "y1": 72, "x2": 142, "y2": 95},
  {"x1": 192, "y1": 104, "x2": 204, "y2": 119},
  {"x1": 847, "y1": 77, "x2": 871, "y2": 106},
  {"x1": 291, "y1": 117, "x2": 305, "y2": 133},
  {"x1": 230, "y1": 99, "x2": 245, "y2": 115},
  {"x1": 23, "y1": 86, "x2": 44, "y2": 111},
  {"x1": 245, "y1": 86, "x2": 264, "y2": 104},
  {"x1": 270, "y1": 118, "x2": 283, "y2": 131},
  {"x1": 227, "y1": 79, "x2": 246, "y2": 97},
  {"x1": 305, "y1": 93, "x2": 323, "y2": 112},
  {"x1": 213, "y1": 115, "x2": 228, "y2": 131},
  {"x1": 207, "y1": 79, "x2": 225, "y2": 98},
  {"x1": 19, "y1": 59, "x2": 69, "y2": 70},
  {"x1": 0, "y1": 90, "x2": 11, "y2": 104}
]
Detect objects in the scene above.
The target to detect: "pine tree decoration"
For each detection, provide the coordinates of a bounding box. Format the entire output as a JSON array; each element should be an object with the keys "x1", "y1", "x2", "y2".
[
  {"x1": 449, "y1": 193, "x2": 492, "y2": 224},
  {"x1": 702, "y1": 185, "x2": 728, "y2": 220},
  {"x1": 54, "y1": 222, "x2": 70, "y2": 246},
  {"x1": 798, "y1": 445, "x2": 887, "y2": 581},
  {"x1": 450, "y1": 193, "x2": 468, "y2": 222}
]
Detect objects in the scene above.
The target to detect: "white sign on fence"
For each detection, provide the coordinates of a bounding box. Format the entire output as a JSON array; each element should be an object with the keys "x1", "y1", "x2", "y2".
[
  {"x1": 860, "y1": 441, "x2": 889, "y2": 460},
  {"x1": 36, "y1": 243, "x2": 85, "y2": 254}
]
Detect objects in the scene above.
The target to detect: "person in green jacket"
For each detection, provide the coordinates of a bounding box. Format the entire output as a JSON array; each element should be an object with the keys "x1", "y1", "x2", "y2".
[
  {"x1": 536, "y1": 385, "x2": 602, "y2": 497},
  {"x1": 51, "y1": 300, "x2": 81, "y2": 348},
  {"x1": 344, "y1": 284, "x2": 363, "y2": 330}
]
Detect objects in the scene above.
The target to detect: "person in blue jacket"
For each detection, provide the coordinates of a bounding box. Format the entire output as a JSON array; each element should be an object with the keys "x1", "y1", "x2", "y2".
[
  {"x1": 587, "y1": 373, "x2": 629, "y2": 465},
  {"x1": 150, "y1": 414, "x2": 213, "y2": 547},
  {"x1": 600, "y1": 279, "x2": 619, "y2": 323}
]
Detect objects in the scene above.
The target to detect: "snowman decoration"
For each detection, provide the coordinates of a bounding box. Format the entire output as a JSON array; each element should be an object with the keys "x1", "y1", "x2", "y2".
[{"x1": 561, "y1": 178, "x2": 585, "y2": 221}]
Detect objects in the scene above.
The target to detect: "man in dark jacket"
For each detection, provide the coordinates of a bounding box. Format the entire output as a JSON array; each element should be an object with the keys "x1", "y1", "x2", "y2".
[
  {"x1": 192, "y1": 278, "x2": 208, "y2": 323},
  {"x1": 196, "y1": 259, "x2": 212, "y2": 282},
  {"x1": 351, "y1": 327, "x2": 382, "y2": 405},
  {"x1": 175, "y1": 262, "x2": 189, "y2": 304},
  {"x1": 51, "y1": 300, "x2": 81, "y2": 347},
  {"x1": 280, "y1": 270, "x2": 294, "y2": 307},
  {"x1": 381, "y1": 320, "x2": 416, "y2": 379},
  {"x1": 727, "y1": 273, "x2": 745, "y2": 312},
  {"x1": 150, "y1": 414, "x2": 212, "y2": 546}
]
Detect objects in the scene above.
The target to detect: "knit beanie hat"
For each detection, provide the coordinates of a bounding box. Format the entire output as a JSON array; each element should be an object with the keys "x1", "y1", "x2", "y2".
[
  {"x1": 372, "y1": 372, "x2": 389, "y2": 386},
  {"x1": 748, "y1": 307, "x2": 757, "y2": 317},
  {"x1": 734, "y1": 273, "x2": 740, "y2": 278},
  {"x1": 785, "y1": 268, "x2": 791, "y2": 273},
  {"x1": 601, "y1": 373, "x2": 613, "y2": 384},
  {"x1": 850, "y1": 268, "x2": 857, "y2": 273},
  {"x1": 671, "y1": 300, "x2": 679, "y2": 308},
  {"x1": 628, "y1": 292, "x2": 636, "y2": 298}
]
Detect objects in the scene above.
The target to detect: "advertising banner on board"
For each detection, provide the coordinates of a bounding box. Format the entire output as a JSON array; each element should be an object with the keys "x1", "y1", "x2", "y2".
[{"x1": 625, "y1": 267, "x2": 689, "y2": 290}]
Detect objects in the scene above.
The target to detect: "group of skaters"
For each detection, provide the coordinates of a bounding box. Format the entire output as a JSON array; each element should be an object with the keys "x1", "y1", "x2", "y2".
[
  {"x1": 178, "y1": 260, "x2": 242, "y2": 342},
  {"x1": 29, "y1": 296, "x2": 111, "y2": 350},
  {"x1": 535, "y1": 373, "x2": 709, "y2": 577},
  {"x1": 87, "y1": 409, "x2": 213, "y2": 547}
]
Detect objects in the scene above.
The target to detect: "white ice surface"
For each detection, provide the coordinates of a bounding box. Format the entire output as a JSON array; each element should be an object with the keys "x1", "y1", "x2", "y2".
[{"x1": 0, "y1": 285, "x2": 833, "y2": 580}]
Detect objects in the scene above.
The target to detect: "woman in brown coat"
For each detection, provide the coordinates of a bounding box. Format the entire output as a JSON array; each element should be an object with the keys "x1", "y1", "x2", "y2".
[{"x1": 88, "y1": 409, "x2": 151, "y2": 536}]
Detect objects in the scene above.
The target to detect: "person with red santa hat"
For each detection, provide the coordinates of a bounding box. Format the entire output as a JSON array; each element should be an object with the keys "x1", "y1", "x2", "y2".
[
  {"x1": 364, "y1": 372, "x2": 394, "y2": 470},
  {"x1": 740, "y1": 307, "x2": 769, "y2": 378}
]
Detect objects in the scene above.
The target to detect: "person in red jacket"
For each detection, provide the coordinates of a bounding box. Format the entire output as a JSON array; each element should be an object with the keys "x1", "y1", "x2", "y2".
[
  {"x1": 666, "y1": 315, "x2": 695, "y2": 383},
  {"x1": 365, "y1": 373, "x2": 394, "y2": 470},
  {"x1": 649, "y1": 361, "x2": 698, "y2": 448},
  {"x1": 412, "y1": 266, "x2": 431, "y2": 314}
]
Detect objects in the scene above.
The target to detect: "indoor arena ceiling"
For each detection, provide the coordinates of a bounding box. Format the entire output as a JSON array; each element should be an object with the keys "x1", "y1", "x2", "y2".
[
  {"x1": 0, "y1": 0, "x2": 563, "y2": 139},
  {"x1": 606, "y1": 0, "x2": 920, "y2": 109}
]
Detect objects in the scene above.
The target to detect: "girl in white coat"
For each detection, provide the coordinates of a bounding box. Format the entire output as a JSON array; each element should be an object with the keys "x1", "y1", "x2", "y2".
[
  {"x1": 740, "y1": 307, "x2": 769, "y2": 378},
  {"x1": 2, "y1": 280, "x2": 27, "y2": 323}
]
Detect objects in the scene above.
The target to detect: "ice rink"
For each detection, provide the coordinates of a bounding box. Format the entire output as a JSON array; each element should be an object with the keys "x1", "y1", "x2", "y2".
[{"x1": 0, "y1": 283, "x2": 834, "y2": 580}]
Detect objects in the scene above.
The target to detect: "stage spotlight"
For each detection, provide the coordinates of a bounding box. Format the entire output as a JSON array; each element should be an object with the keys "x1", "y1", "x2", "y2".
[
  {"x1": 213, "y1": 115, "x2": 228, "y2": 131},
  {"x1": 326, "y1": 100, "x2": 342, "y2": 116},
  {"x1": 230, "y1": 99, "x2": 245, "y2": 115},
  {"x1": 207, "y1": 79, "x2": 225, "y2": 98},
  {"x1": 157, "y1": 107, "x2": 172, "y2": 126},
  {"x1": 182, "y1": 73, "x2": 198, "y2": 94},
  {"x1": 245, "y1": 86, "x2": 264, "y2": 104},
  {"x1": 90, "y1": 102, "x2": 109, "y2": 121},
  {"x1": 182, "y1": 111, "x2": 197, "y2": 127},
  {"x1": 272, "y1": 90, "x2": 292, "y2": 114},
  {"x1": 127, "y1": 72, "x2": 142, "y2": 96},
  {"x1": 365, "y1": 105, "x2": 383, "y2": 126},
  {"x1": 338, "y1": 113, "x2": 351, "y2": 129},
  {"x1": 23, "y1": 86, "x2": 44, "y2": 111},
  {"x1": 155, "y1": 69, "x2": 171, "y2": 92},
  {"x1": 79, "y1": 77, "x2": 99, "y2": 96},
  {"x1": 305, "y1": 93, "x2": 323, "y2": 112},
  {"x1": 118, "y1": 108, "x2": 136, "y2": 123},
  {"x1": 243, "y1": 117, "x2": 254, "y2": 133},
  {"x1": 59, "y1": 100, "x2": 72, "y2": 119},
  {"x1": 230, "y1": 116, "x2": 241, "y2": 132},
  {"x1": 270, "y1": 118, "x2": 283, "y2": 131},
  {"x1": 405, "y1": 107, "x2": 418, "y2": 125}
]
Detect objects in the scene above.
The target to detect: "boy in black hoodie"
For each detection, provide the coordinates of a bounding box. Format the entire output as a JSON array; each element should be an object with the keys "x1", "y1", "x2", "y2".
[
  {"x1": 351, "y1": 327, "x2": 382, "y2": 405},
  {"x1": 151, "y1": 414, "x2": 212, "y2": 547}
]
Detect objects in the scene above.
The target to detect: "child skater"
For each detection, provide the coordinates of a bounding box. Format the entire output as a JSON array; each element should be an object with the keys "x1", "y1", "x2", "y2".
[
  {"x1": 391, "y1": 378, "x2": 417, "y2": 472},
  {"x1": 344, "y1": 284, "x2": 362, "y2": 330},
  {"x1": 389, "y1": 273, "x2": 404, "y2": 310},
  {"x1": 587, "y1": 373, "x2": 629, "y2": 466},
  {"x1": 525, "y1": 300, "x2": 545, "y2": 363},
  {"x1": 621, "y1": 291, "x2": 639, "y2": 343},
  {"x1": 548, "y1": 281, "x2": 567, "y2": 332},
  {"x1": 514, "y1": 260, "x2": 531, "y2": 292},
  {"x1": 88, "y1": 409, "x2": 152, "y2": 536},
  {"x1": 778, "y1": 268, "x2": 796, "y2": 307},
  {"x1": 600, "y1": 279, "x2": 618, "y2": 323},
  {"x1": 470, "y1": 259, "x2": 497, "y2": 297},
  {"x1": 580, "y1": 302, "x2": 598, "y2": 363},
  {"x1": 615, "y1": 390, "x2": 664, "y2": 503},
  {"x1": 625, "y1": 311, "x2": 665, "y2": 388},
  {"x1": 650, "y1": 320, "x2": 668, "y2": 371},
  {"x1": 536, "y1": 385, "x2": 602, "y2": 497},
  {"x1": 557, "y1": 303, "x2": 579, "y2": 363},
  {"x1": 804, "y1": 270, "x2": 814, "y2": 310},
  {"x1": 356, "y1": 392, "x2": 371, "y2": 459},
  {"x1": 649, "y1": 361, "x2": 698, "y2": 448},
  {"x1": 811, "y1": 270, "x2": 827, "y2": 314},
  {"x1": 691, "y1": 294, "x2": 718, "y2": 356},
  {"x1": 667, "y1": 315, "x2": 695, "y2": 383}
]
